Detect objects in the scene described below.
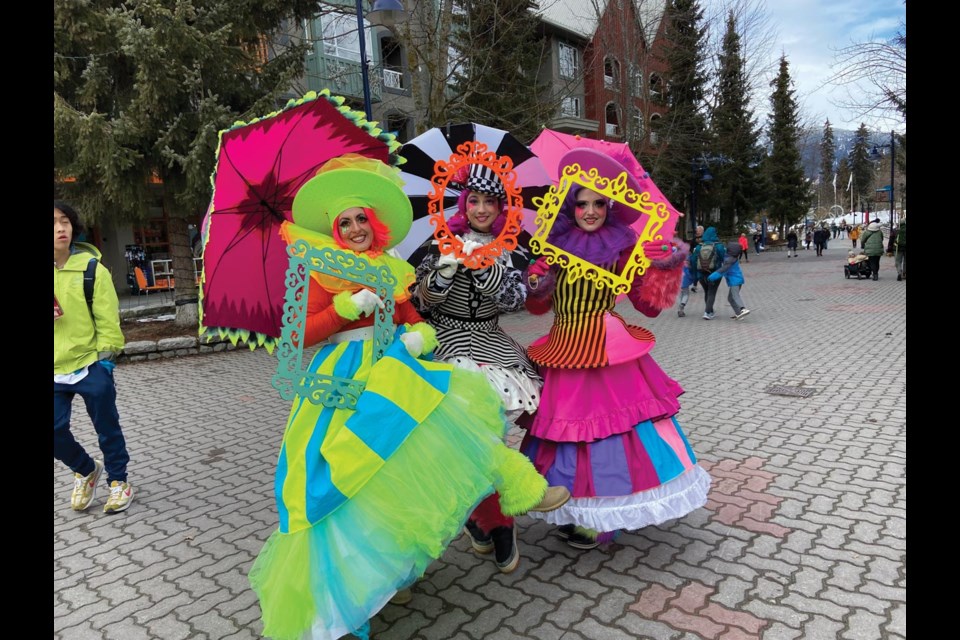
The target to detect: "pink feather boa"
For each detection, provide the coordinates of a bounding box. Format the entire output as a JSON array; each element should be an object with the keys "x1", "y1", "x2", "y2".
[{"x1": 629, "y1": 238, "x2": 689, "y2": 314}]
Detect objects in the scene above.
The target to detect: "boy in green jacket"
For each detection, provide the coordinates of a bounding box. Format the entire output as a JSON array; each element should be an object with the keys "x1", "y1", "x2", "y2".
[{"x1": 54, "y1": 201, "x2": 134, "y2": 514}]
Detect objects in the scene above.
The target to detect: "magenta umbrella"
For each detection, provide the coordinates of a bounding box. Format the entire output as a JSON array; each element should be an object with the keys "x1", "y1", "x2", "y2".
[
  {"x1": 529, "y1": 129, "x2": 683, "y2": 238},
  {"x1": 199, "y1": 91, "x2": 401, "y2": 347}
]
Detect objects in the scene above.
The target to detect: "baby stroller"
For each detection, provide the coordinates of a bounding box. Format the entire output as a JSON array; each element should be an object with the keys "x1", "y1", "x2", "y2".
[{"x1": 844, "y1": 260, "x2": 872, "y2": 280}]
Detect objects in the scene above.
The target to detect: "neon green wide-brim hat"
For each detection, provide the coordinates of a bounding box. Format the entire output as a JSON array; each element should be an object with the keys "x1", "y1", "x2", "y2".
[{"x1": 291, "y1": 157, "x2": 412, "y2": 249}]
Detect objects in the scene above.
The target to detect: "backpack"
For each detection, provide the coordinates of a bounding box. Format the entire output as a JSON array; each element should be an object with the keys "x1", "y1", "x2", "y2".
[
  {"x1": 698, "y1": 243, "x2": 719, "y2": 273},
  {"x1": 82, "y1": 257, "x2": 97, "y2": 314}
]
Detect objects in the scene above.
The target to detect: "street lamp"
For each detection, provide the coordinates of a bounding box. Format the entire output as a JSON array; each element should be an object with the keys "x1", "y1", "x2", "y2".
[
  {"x1": 355, "y1": 0, "x2": 407, "y2": 121},
  {"x1": 689, "y1": 157, "x2": 713, "y2": 240},
  {"x1": 869, "y1": 130, "x2": 897, "y2": 235}
]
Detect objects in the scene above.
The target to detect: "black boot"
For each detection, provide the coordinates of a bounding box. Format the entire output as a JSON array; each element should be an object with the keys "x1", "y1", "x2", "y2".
[
  {"x1": 463, "y1": 519, "x2": 493, "y2": 554},
  {"x1": 490, "y1": 526, "x2": 519, "y2": 573}
]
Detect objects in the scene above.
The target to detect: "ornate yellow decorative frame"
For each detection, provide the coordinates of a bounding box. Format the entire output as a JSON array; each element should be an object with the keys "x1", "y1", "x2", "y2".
[
  {"x1": 529, "y1": 161, "x2": 672, "y2": 294},
  {"x1": 427, "y1": 141, "x2": 524, "y2": 269}
]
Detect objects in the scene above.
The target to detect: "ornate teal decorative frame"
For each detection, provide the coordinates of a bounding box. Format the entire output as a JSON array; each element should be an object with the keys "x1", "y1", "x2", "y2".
[{"x1": 271, "y1": 239, "x2": 396, "y2": 409}]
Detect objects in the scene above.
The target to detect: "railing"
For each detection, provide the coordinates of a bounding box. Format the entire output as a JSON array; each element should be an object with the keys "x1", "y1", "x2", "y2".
[
  {"x1": 304, "y1": 53, "x2": 382, "y2": 102},
  {"x1": 382, "y1": 68, "x2": 404, "y2": 90},
  {"x1": 149, "y1": 258, "x2": 204, "y2": 288}
]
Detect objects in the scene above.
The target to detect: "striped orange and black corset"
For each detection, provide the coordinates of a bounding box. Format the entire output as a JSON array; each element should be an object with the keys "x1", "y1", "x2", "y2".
[{"x1": 527, "y1": 267, "x2": 653, "y2": 369}]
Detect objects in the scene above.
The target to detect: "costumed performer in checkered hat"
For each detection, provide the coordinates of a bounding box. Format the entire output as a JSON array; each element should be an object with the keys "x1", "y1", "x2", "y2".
[{"x1": 411, "y1": 161, "x2": 544, "y2": 574}]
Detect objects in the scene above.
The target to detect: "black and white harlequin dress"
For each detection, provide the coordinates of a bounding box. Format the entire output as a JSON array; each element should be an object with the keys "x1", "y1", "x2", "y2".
[{"x1": 413, "y1": 230, "x2": 541, "y2": 420}]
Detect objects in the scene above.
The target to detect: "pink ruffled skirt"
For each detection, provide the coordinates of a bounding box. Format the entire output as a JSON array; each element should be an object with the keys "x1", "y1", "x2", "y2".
[{"x1": 521, "y1": 355, "x2": 711, "y2": 532}]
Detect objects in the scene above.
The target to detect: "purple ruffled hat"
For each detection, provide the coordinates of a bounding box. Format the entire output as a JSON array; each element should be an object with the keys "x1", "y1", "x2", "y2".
[{"x1": 557, "y1": 148, "x2": 644, "y2": 225}]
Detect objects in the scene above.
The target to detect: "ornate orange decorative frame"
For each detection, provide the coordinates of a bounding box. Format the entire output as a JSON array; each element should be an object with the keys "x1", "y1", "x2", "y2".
[{"x1": 427, "y1": 141, "x2": 524, "y2": 269}]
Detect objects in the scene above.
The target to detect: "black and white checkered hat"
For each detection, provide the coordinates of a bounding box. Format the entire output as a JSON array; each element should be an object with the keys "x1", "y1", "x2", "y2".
[{"x1": 455, "y1": 164, "x2": 505, "y2": 198}]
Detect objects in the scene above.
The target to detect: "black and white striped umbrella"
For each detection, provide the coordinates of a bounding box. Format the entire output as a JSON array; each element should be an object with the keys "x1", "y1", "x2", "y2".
[{"x1": 393, "y1": 123, "x2": 552, "y2": 260}]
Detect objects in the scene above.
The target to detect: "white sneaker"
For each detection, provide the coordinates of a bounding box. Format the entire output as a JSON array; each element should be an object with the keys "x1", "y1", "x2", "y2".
[
  {"x1": 71, "y1": 459, "x2": 103, "y2": 511},
  {"x1": 103, "y1": 480, "x2": 134, "y2": 514},
  {"x1": 702, "y1": 313, "x2": 712, "y2": 320},
  {"x1": 736, "y1": 309, "x2": 751, "y2": 320}
]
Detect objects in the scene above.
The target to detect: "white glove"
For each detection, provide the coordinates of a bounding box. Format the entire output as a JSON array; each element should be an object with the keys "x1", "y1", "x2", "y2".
[
  {"x1": 461, "y1": 239, "x2": 484, "y2": 256},
  {"x1": 350, "y1": 289, "x2": 384, "y2": 317},
  {"x1": 436, "y1": 252, "x2": 460, "y2": 278},
  {"x1": 399, "y1": 331, "x2": 424, "y2": 357}
]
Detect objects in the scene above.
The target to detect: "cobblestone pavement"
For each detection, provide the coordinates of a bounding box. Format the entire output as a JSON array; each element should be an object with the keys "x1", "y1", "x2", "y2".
[{"x1": 55, "y1": 241, "x2": 906, "y2": 640}]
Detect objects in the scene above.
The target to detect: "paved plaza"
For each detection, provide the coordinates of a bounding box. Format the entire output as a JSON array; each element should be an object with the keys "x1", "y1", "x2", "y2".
[{"x1": 54, "y1": 239, "x2": 906, "y2": 640}]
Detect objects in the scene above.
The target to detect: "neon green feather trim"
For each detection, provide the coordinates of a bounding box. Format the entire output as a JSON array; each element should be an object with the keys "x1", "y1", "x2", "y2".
[
  {"x1": 332, "y1": 290, "x2": 361, "y2": 321},
  {"x1": 405, "y1": 322, "x2": 439, "y2": 356},
  {"x1": 495, "y1": 447, "x2": 548, "y2": 516}
]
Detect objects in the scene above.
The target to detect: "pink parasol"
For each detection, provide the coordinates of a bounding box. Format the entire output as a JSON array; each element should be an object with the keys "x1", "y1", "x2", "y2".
[{"x1": 199, "y1": 91, "x2": 402, "y2": 347}]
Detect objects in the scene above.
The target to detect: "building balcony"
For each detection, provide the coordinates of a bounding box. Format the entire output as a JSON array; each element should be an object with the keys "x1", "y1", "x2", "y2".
[
  {"x1": 304, "y1": 53, "x2": 382, "y2": 102},
  {"x1": 547, "y1": 115, "x2": 600, "y2": 135},
  {"x1": 383, "y1": 68, "x2": 404, "y2": 91}
]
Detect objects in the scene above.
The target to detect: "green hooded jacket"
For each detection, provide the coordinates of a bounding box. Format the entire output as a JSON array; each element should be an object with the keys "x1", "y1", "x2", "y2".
[
  {"x1": 896, "y1": 220, "x2": 906, "y2": 251},
  {"x1": 860, "y1": 224, "x2": 885, "y2": 257},
  {"x1": 54, "y1": 242, "x2": 125, "y2": 374}
]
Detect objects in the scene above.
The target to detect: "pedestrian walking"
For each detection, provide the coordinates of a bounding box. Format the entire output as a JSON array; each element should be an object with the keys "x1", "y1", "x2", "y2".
[
  {"x1": 520, "y1": 148, "x2": 710, "y2": 551},
  {"x1": 690, "y1": 225, "x2": 704, "y2": 292},
  {"x1": 814, "y1": 226, "x2": 828, "y2": 256},
  {"x1": 895, "y1": 217, "x2": 906, "y2": 281},
  {"x1": 860, "y1": 221, "x2": 885, "y2": 281},
  {"x1": 676, "y1": 259, "x2": 697, "y2": 317},
  {"x1": 786, "y1": 229, "x2": 799, "y2": 258},
  {"x1": 849, "y1": 225, "x2": 861, "y2": 248},
  {"x1": 738, "y1": 233, "x2": 749, "y2": 262},
  {"x1": 54, "y1": 201, "x2": 134, "y2": 515},
  {"x1": 753, "y1": 230, "x2": 763, "y2": 255},
  {"x1": 707, "y1": 240, "x2": 751, "y2": 320},
  {"x1": 690, "y1": 226, "x2": 725, "y2": 320}
]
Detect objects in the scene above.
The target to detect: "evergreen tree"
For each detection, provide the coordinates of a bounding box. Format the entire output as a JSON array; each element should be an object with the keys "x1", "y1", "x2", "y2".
[
  {"x1": 710, "y1": 12, "x2": 763, "y2": 236},
  {"x1": 818, "y1": 119, "x2": 836, "y2": 211},
  {"x1": 647, "y1": 0, "x2": 710, "y2": 236},
  {"x1": 836, "y1": 157, "x2": 852, "y2": 213},
  {"x1": 448, "y1": 0, "x2": 550, "y2": 143},
  {"x1": 54, "y1": 0, "x2": 315, "y2": 324},
  {"x1": 849, "y1": 123, "x2": 874, "y2": 214},
  {"x1": 765, "y1": 55, "x2": 807, "y2": 233}
]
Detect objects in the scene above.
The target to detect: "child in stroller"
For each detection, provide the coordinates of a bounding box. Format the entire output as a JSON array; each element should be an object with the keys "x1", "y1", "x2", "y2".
[{"x1": 844, "y1": 250, "x2": 872, "y2": 279}]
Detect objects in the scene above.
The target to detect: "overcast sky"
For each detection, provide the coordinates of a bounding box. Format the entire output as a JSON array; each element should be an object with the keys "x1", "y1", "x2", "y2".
[{"x1": 701, "y1": 0, "x2": 905, "y2": 133}]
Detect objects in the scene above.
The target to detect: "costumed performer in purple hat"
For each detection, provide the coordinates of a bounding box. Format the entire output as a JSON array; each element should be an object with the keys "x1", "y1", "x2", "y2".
[{"x1": 521, "y1": 148, "x2": 712, "y2": 550}]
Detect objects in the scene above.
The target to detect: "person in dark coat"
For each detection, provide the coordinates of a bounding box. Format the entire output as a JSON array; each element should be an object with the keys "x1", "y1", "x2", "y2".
[{"x1": 786, "y1": 229, "x2": 798, "y2": 258}]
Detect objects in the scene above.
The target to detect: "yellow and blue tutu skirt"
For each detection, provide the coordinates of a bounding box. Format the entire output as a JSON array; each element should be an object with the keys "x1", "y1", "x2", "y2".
[{"x1": 249, "y1": 332, "x2": 545, "y2": 640}]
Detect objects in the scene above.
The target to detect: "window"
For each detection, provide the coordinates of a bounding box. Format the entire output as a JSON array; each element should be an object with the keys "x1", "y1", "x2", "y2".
[
  {"x1": 604, "y1": 57, "x2": 620, "y2": 90},
  {"x1": 447, "y1": 45, "x2": 468, "y2": 85},
  {"x1": 561, "y1": 96, "x2": 581, "y2": 118},
  {"x1": 319, "y1": 12, "x2": 373, "y2": 62},
  {"x1": 380, "y1": 36, "x2": 404, "y2": 90},
  {"x1": 605, "y1": 103, "x2": 620, "y2": 137},
  {"x1": 559, "y1": 43, "x2": 580, "y2": 79},
  {"x1": 649, "y1": 73, "x2": 663, "y2": 100},
  {"x1": 632, "y1": 66, "x2": 644, "y2": 96},
  {"x1": 631, "y1": 108, "x2": 644, "y2": 142},
  {"x1": 649, "y1": 113, "x2": 662, "y2": 145}
]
